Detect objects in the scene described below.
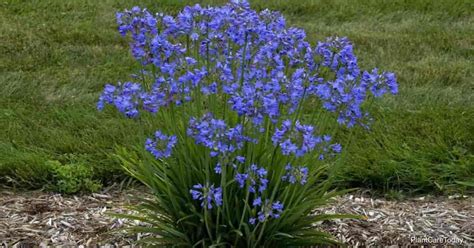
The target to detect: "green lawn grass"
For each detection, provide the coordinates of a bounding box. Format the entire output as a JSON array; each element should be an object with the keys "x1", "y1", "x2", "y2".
[{"x1": 1, "y1": 0, "x2": 472, "y2": 194}]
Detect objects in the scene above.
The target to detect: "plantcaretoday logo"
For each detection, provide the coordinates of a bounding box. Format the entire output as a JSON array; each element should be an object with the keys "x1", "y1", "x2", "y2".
[{"x1": 410, "y1": 236, "x2": 463, "y2": 245}]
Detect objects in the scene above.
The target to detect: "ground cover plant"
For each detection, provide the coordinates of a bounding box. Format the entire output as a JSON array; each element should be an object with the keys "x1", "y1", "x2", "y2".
[
  {"x1": 0, "y1": 0, "x2": 472, "y2": 195},
  {"x1": 96, "y1": 0, "x2": 400, "y2": 245}
]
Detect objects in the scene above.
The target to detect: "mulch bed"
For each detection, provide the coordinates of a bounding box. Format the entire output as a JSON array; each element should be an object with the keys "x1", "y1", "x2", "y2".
[{"x1": 1, "y1": 186, "x2": 472, "y2": 247}]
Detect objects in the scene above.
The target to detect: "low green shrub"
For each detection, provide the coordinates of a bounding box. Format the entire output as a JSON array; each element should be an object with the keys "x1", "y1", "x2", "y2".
[{"x1": 47, "y1": 160, "x2": 102, "y2": 194}]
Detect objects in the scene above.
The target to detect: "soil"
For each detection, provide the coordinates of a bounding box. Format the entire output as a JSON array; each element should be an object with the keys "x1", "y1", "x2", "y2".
[{"x1": 1, "y1": 186, "x2": 472, "y2": 247}]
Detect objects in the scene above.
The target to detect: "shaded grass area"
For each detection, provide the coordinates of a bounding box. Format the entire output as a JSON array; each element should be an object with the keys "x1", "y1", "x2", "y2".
[{"x1": 1, "y1": 0, "x2": 472, "y2": 194}]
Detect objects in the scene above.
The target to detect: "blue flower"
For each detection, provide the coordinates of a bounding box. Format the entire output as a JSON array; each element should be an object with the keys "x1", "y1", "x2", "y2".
[
  {"x1": 235, "y1": 156, "x2": 246, "y2": 163},
  {"x1": 98, "y1": 82, "x2": 142, "y2": 118},
  {"x1": 271, "y1": 201, "x2": 284, "y2": 218},
  {"x1": 190, "y1": 183, "x2": 223, "y2": 209},
  {"x1": 362, "y1": 69, "x2": 398, "y2": 97},
  {"x1": 214, "y1": 163, "x2": 222, "y2": 174},
  {"x1": 272, "y1": 120, "x2": 342, "y2": 158},
  {"x1": 187, "y1": 113, "x2": 255, "y2": 157},
  {"x1": 201, "y1": 82, "x2": 218, "y2": 95},
  {"x1": 108, "y1": 1, "x2": 397, "y2": 132},
  {"x1": 282, "y1": 164, "x2": 309, "y2": 185},
  {"x1": 249, "y1": 217, "x2": 256, "y2": 225},
  {"x1": 235, "y1": 173, "x2": 248, "y2": 188},
  {"x1": 316, "y1": 37, "x2": 359, "y2": 77},
  {"x1": 253, "y1": 197, "x2": 262, "y2": 206},
  {"x1": 249, "y1": 199, "x2": 284, "y2": 225},
  {"x1": 97, "y1": 84, "x2": 116, "y2": 110},
  {"x1": 272, "y1": 120, "x2": 324, "y2": 157},
  {"x1": 235, "y1": 164, "x2": 268, "y2": 193},
  {"x1": 331, "y1": 143, "x2": 342, "y2": 153},
  {"x1": 145, "y1": 130, "x2": 177, "y2": 159}
]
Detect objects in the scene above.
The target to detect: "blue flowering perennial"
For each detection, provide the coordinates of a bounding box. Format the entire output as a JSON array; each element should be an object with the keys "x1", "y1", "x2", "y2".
[{"x1": 99, "y1": 0, "x2": 398, "y2": 246}]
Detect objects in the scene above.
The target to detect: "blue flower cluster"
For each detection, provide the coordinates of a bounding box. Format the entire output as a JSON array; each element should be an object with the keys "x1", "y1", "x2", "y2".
[
  {"x1": 100, "y1": 1, "x2": 397, "y2": 128},
  {"x1": 235, "y1": 164, "x2": 268, "y2": 193},
  {"x1": 281, "y1": 164, "x2": 309, "y2": 185},
  {"x1": 362, "y1": 68, "x2": 398, "y2": 97},
  {"x1": 145, "y1": 131, "x2": 177, "y2": 159},
  {"x1": 97, "y1": 82, "x2": 142, "y2": 118},
  {"x1": 233, "y1": 164, "x2": 284, "y2": 224},
  {"x1": 272, "y1": 119, "x2": 341, "y2": 157},
  {"x1": 187, "y1": 113, "x2": 254, "y2": 157},
  {"x1": 315, "y1": 37, "x2": 359, "y2": 78},
  {"x1": 190, "y1": 183, "x2": 223, "y2": 209},
  {"x1": 311, "y1": 37, "x2": 398, "y2": 127},
  {"x1": 249, "y1": 200, "x2": 284, "y2": 225},
  {"x1": 116, "y1": 7, "x2": 159, "y2": 64}
]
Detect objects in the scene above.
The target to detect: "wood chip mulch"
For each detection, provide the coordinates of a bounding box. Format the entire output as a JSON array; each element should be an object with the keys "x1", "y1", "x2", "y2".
[{"x1": 1, "y1": 186, "x2": 472, "y2": 247}]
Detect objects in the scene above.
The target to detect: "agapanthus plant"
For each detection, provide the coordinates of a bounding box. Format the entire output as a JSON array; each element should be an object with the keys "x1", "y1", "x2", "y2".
[{"x1": 100, "y1": 1, "x2": 397, "y2": 246}]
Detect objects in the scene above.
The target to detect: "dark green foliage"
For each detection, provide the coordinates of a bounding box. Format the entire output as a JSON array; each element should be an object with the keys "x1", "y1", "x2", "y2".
[{"x1": 114, "y1": 147, "x2": 359, "y2": 246}]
